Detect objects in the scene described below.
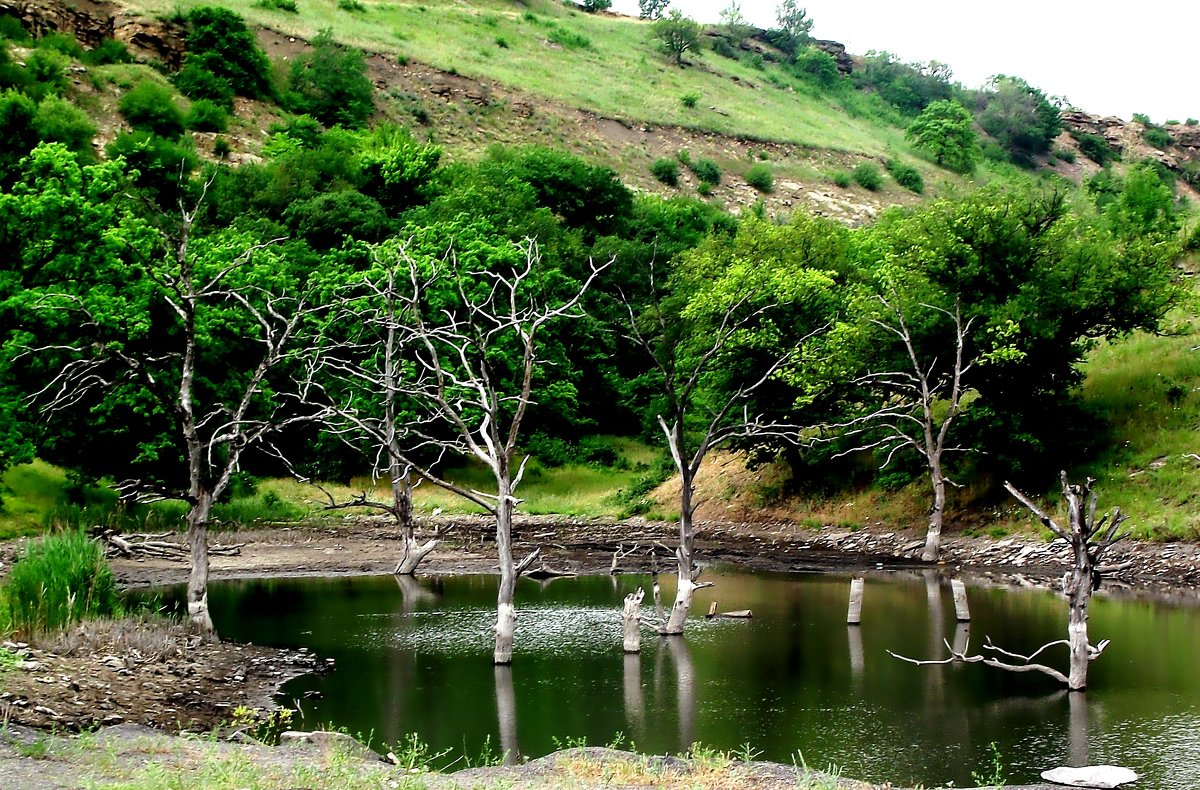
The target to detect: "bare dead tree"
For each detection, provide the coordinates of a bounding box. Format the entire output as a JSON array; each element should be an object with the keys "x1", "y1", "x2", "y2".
[
  {"x1": 891, "y1": 472, "x2": 1128, "y2": 690},
  {"x1": 24, "y1": 187, "x2": 316, "y2": 634},
  {"x1": 393, "y1": 239, "x2": 607, "y2": 664},
  {"x1": 621, "y1": 271, "x2": 825, "y2": 636},
  {"x1": 834, "y1": 296, "x2": 975, "y2": 562}
]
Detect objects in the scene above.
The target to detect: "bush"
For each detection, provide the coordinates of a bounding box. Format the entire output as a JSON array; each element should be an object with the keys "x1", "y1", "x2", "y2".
[
  {"x1": 582, "y1": 0, "x2": 612, "y2": 10},
  {"x1": 7, "y1": 530, "x2": 121, "y2": 634},
  {"x1": 680, "y1": 92, "x2": 700, "y2": 109},
  {"x1": 283, "y1": 190, "x2": 390, "y2": 248},
  {"x1": 831, "y1": 170, "x2": 851, "y2": 188},
  {"x1": 338, "y1": 0, "x2": 366, "y2": 9},
  {"x1": 792, "y1": 47, "x2": 838, "y2": 88},
  {"x1": 37, "y1": 32, "x2": 84, "y2": 59},
  {"x1": 745, "y1": 162, "x2": 773, "y2": 192},
  {"x1": 0, "y1": 89, "x2": 38, "y2": 177},
  {"x1": 173, "y1": 61, "x2": 234, "y2": 111},
  {"x1": 254, "y1": 0, "x2": 298, "y2": 12},
  {"x1": 23, "y1": 49, "x2": 69, "y2": 100},
  {"x1": 0, "y1": 15, "x2": 30, "y2": 42},
  {"x1": 1144, "y1": 126, "x2": 1173, "y2": 149},
  {"x1": 107, "y1": 130, "x2": 197, "y2": 201},
  {"x1": 1188, "y1": 118, "x2": 1199, "y2": 126},
  {"x1": 186, "y1": 98, "x2": 228, "y2": 132},
  {"x1": 710, "y1": 37, "x2": 737, "y2": 59},
  {"x1": 1068, "y1": 129, "x2": 1117, "y2": 166},
  {"x1": 185, "y1": 7, "x2": 274, "y2": 99},
  {"x1": 547, "y1": 26, "x2": 591, "y2": 49},
  {"x1": 212, "y1": 136, "x2": 232, "y2": 158},
  {"x1": 526, "y1": 433, "x2": 573, "y2": 467},
  {"x1": 119, "y1": 79, "x2": 186, "y2": 138},
  {"x1": 650, "y1": 157, "x2": 679, "y2": 186},
  {"x1": 852, "y1": 162, "x2": 882, "y2": 190},
  {"x1": 885, "y1": 159, "x2": 923, "y2": 193},
  {"x1": 285, "y1": 29, "x2": 374, "y2": 128},
  {"x1": 1054, "y1": 146, "x2": 1077, "y2": 164},
  {"x1": 32, "y1": 96, "x2": 96, "y2": 156},
  {"x1": 689, "y1": 157, "x2": 721, "y2": 185},
  {"x1": 82, "y1": 39, "x2": 134, "y2": 66},
  {"x1": 697, "y1": 181, "x2": 712, "y2": 196}
]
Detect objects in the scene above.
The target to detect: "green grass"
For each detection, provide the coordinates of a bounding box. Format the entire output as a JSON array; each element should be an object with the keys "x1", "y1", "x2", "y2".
[
  {"x1": 7, "y1": 529, "x2": 122, "y2": 635},
  {"x1": 0, "y1": 459, "x2": 71, "y2": 537}
]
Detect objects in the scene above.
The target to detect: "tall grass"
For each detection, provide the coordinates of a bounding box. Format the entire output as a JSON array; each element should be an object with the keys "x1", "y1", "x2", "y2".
[{"x1": 7, "y1": 530, "x2": 122, "y2": 635}]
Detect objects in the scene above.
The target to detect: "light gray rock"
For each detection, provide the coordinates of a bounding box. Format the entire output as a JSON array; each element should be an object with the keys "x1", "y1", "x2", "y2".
[{"x1": 1040, "y1": 765, "x2": 1138, "y2": 788}]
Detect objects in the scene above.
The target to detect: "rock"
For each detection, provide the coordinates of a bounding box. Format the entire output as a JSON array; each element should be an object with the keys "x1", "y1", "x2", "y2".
[
  {"x1": 1041, "y1": 765, "x2": 1138, "y2": 788},
  {"x1": 279, "y1": 730, "x2": 381, "y2": 762}
]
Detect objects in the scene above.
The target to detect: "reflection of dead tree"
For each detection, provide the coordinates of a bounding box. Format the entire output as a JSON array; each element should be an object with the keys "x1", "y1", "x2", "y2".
[
  {"x1": 834, "y1": 296, "x2": 974, "y2": 562},
  {"x1": 891, "y1": 472, "x2": 1128, "y2": 690}
]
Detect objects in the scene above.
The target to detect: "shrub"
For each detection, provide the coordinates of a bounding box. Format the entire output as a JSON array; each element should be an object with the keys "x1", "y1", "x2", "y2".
[
  {"x1": 33, "y1": 96, "x2": 96, "y2": 156},
  {"x1": 680, "y1": 91, "x2": 699, "y2": 108},
  {"x1": 697, "y1": 181, "x2": 712, "y2": 196},
  {"x1": 37, "y1": 32, "x2": 84, "y2": 59},
  {"x1": 7, "y1": 530, "x2": 121, "y2": 634},
  {"x1": 0, "y1": 89, "x2": 38, "y2": 176},
  {"x1": 107, "y1": 130, "x2": 197, "y2": 201},
  {"x1": 689, "y1": 157, "x2": 721, "y2": 185},
  {"x1": 792, "y1": 47, "x2": 838, "y2": 88},
  {"x1": 212, "y1": 136, "x2": 231, "y2": 158},
  {"x1": 357, "y1": 123, "x2": 442, "y2": 211},
  {"x1": 186, "y1": 98, "x2": 229, "y2": 132},
  {"x1": 1054, "y1": 146, "x2": 1077, "y2": 164},
  {"x1": 1069, "y1": 129, "x2": 1117, "y2": 166},
  {"x1": 582, "y1": 0, "x2": 611, "y2": 10},
  {"x1": 173, "y1": 61, "x2": 235, "y2": 110},
  {"x1": 185, "y1": 7, "x2": 274, "y2": 99},
  {"x1": 119, "y1": 79, "x2": 186, "y2": 138},
  {"x1": 885, "y1": 159, "x2": 923, "y2": 193},
  {"x1": 0, "y1": 15, "x2": 30, "y2": 42},
  {"x1": 831, "y1": 170, "x2": 851, "y2": 188},
  {"x1": 1188, "y1": 118, "x2": 1199, "y2": 126},
  {"x1": 745, "y1": 162, "x2": 773, "y2": 192},
  {"x1": 283, "y1": 190, "x2": 390, "y2": 248},
  {"x1": 547, "y1": 26, "x2": 590, "y2": 49},
  {"x1": 495, "y1": 36, "x2": 509, "y2": 48},
  {"x1": 285, "y1": 28, "x2": 374, "y2": 128},
  {"x1": 23, "y1": 49, "x2": 68, "y2": 100},
  {"x1": 852, "y1": 161, "x2": 882, "y2": 190},
  {"x1": 650, "y1": 157, "x2": 679, "y2": 186},
  {"x1": 710, "y1": 37, "x2": 737, "y2": 59},
  {"x1": 526, "y1": 433, "x2": 573, "y2": 467},
  {"x1": 254, "y1": 0, "x2": 298, "y2": 12},
  {"x1": 82, "y1": 39, "x2": 133, "y2": 66},
  {"x1": 1144, "y1": 126, "x2": 1173, "y2": 149},
  {"x1": 338, "y1": 0, "x2": 366, "y2": 10}
]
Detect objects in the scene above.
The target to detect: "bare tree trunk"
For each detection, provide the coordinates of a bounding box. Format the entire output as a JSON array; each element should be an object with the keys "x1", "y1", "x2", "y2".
[
  {"x1": 494, "y1": 479, "x2": 517, "y2": 665},
  {"x1": 1066, "y1": 567, "x2": 1091, "y2": 691},
  {"x1": 662, "y1": 468, "x2": 695, "y2": 635},
  {"x1": 186, "y1": 492, "x2": 214, "y2": 634},
  {"x1": 623, "y1": 587, "x2": 645, "y2": 652},
  {"x1": 392, "y1": 473, "x2": 436, "y2": 575},
  {"x1": 922, "y1": 458, "x2": 947, "y2": 561}
]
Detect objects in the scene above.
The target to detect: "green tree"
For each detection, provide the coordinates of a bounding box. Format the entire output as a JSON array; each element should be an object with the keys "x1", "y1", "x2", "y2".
[
  {"x1": 719, "y1": 1, "x2": 752, "y2": 46},
  {"x1": 775, "y1": 0, "x2": 813, "y2": 51},
  {"x1": 652, "y1": 10, "x2": 701, "y2": 67},
  {"x1": 184, "y1": 6, "x2": 273, "y2": 99},
  {"x1": 583, "y1": 0, "x2": 612, "y2": 11},
  {"x1": 638, "y1": 0, "x2": 670, "y2": 20},
  {"x1": 978, "y1": 75, "x2": 1062, "y2": 164},
  {"x1": 906, "y1": 99, "x2": 980, "y2": 173},
  {"x1": 285, "y1": 29, "x2": 375, "y2": 128}
]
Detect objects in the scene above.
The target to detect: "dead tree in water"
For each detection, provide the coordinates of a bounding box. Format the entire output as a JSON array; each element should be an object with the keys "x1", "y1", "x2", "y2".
[
  {"x1": 397, "y1": 239, "x2": 606, "y2": 664},
  {"x1": 891, "y1": 472, "x2": 1128, "y2": 690}
]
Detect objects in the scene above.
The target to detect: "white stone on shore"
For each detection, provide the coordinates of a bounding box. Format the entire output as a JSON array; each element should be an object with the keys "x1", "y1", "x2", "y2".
[{"x1": 1041, "y1": 765, "x2": 1138, "y2": 788}]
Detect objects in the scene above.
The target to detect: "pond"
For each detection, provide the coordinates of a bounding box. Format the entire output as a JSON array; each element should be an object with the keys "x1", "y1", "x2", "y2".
[{"x1": 180, "y1": 570, "x2": 1200, "y2": 789}]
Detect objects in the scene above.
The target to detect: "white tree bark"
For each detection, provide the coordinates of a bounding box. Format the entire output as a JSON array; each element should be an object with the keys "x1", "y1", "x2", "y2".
[{"x1": 622, "y1": 587, "x2": 645, "y2": 653}]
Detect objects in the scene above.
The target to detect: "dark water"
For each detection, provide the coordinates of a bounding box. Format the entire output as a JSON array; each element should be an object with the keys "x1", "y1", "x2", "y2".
[{"x1": 184, "y1": 570, "x2": 1200, "y2": 788}]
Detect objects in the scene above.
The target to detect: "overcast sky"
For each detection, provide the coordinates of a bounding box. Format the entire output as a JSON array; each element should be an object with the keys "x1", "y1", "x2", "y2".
[{"x1": 608, "y1": 1, "x2": 1195, "y2": 122}]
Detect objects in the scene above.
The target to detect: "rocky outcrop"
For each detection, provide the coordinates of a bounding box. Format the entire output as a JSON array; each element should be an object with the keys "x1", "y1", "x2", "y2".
[
  {"x1": 0, "y1": 0, "x2": 185, "y2": 68},
  {"x1": 813, "y1": 39, "x2": 852, "y2": 75},
  {"x1": 1060, "y1": 110, "x2": 1126, "y2": 148}
]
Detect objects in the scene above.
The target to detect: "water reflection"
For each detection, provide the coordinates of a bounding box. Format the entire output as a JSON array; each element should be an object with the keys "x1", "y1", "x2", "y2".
[{"x1": 180, "y1": 570, "x2": 1200, "y2": 790}]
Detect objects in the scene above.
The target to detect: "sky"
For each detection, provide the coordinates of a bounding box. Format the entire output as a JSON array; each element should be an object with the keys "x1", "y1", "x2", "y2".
[{"x1": 608, "y1": 0, "x2": 1196, "y2": 122}]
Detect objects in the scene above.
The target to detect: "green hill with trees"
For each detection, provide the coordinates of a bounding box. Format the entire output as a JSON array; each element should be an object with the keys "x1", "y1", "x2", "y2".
[{"x1": 0, "y1": 0, "x2": 1198, "y2": 555}]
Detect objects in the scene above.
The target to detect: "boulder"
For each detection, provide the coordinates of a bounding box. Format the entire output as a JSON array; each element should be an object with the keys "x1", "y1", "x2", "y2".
[{"x1": 1040, "y1": 765, "x2": 1138, "y2": 788}]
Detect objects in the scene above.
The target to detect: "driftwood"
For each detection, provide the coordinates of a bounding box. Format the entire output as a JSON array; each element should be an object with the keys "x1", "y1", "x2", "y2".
[{"x1": 97, "y1": 529, "x2": 244, "y2": 559}]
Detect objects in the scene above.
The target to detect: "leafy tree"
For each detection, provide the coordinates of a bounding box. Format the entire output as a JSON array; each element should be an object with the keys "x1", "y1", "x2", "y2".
[
  {"x1": 0, "y1": 90, "x2": 38, "y2": 183},
  {"x1": 977, "y1": 75, "x2": 1062, "y2": 164},
  {"x1": 184, "y1": 7, "x2": 273, "y2": 99},
  {"x1": 285, "y1": 29, "x2": 375, "y2": 128},
  {"x1": 719, "y1": 1, "x2": 752, "y2": 46},
  {"x1": 32, "y1": 96, "x2": 96, "y2": 158},
  {"x1": 792, "y1": 47, "x2": 838, "y2": 88},
  {"x1": 652, "y1": 10, "x2": 701, "y2": 67},
  {"x1": 119, "y1": 80, "x2": 186, "y2": 139},
  {"x1": 582, "y1": 0, "x2": 612, "y2": 11},
  {"x1": 638, "y1": 0, "x2": 670, "y2": 20},
  {"x1": 356, "y1": 124, "x2": 442, "y2": 212},
  {"x1": 854, "y1": 52, "x2": 954, "y2": 115},
  {"x1": 774, "y1": 0, "x2": 813, "y2": 53},
  {"x1": 906, "y1": 99, "x2": 980, "y2": 174}
]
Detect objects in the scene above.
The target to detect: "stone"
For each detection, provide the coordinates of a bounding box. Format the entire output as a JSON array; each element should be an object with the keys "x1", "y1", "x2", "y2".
[
  {"x1": 1041, "y1": 765, "x2": 1138, "y2": 788},
  {"x1": 279, "y1": 730, "x2": 381, "y2": 762}
]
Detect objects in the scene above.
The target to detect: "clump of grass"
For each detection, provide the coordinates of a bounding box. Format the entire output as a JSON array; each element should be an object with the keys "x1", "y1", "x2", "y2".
[
  {"x1": 680, "y1": 92, "x2": 699, "y2": 109},
  {"x1": 831, "y1": 170, "x2": 852, "y2": 188},
  {"x1": 254, "y1": 0, "x2": 298, "y2": 12},
  {"x1": 745, "y1": 162, "x2": 773, "y2": 192},
  {"x1": 852, "y1": 161, "x2": 883, "y2": 191},
  {"x1": 547, "y1": 26, "x2": 590, "y2": 49},
  {"x1": 337, "y1": 0, "x2": 367, "y2": 11},
  {"x1": 7, "y1": 530, "x2": 122, "y2": 635},
  {"x1": 650, "y1": 157, "x2": 679, "y2": 186}
]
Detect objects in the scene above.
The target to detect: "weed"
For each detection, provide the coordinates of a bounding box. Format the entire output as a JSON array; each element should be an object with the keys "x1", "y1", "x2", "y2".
[
  {"x1": 389, "y1": 732, "x2": 451, "y2": 771},
  {"x1": 7, "y1": 530, "x2": 121, "y2": 635},
  {"x1": 852, "y1": 161, "x2": 883, "y2": 191},
  {"x1": 226, "y1": 705, "x2": 295, "y2": 745},
  {"x1": 253, "y1": 0, "x2": 298, "y2": 11},
  {"x1": 831, "y1": 170, "x2": 852, "y2": 188},
  {"x1": 745, "y1": 162, "x2": 773, "y2": 192},
  {"x1": 650, "y1": 157, "x2": 679, "y2": 186},
  {"x1": 971, "y1": 741, "x2": 1007, "y2": 788},
  {"x1": 680, "y1": 91, "x2": 699, "y2": 108}
]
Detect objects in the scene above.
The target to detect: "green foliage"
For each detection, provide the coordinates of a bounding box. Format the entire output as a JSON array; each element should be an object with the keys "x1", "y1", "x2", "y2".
[
  {"x1": 106, "y1": 130, "x2": 198, "y2": 202},
  {"x1": 37, "y1": 33, "x2": 84, "y2": 60},
  {"x1": 774, "y1": 0, "x2": 814, "y2": 52},
  {"x1": 173, "y1": 61, "x2": 235, "y2": 111},
  {"x1": 547, "y1": 26, "x2": 591, "y2": 49},
  {"x1": 185, "y1": 6, "x2": 274, "y2": 99},
  {"x1": 357, "y1": 123, "x2": 442, "y2": 211},
  {"x1": 22, "y1": 48, "x2": 69, "y2": 100},
  {"x1": 186, "y1": 98, "x2": 229, "y2": 132},
  {"x1": 119, "y1": 79, "x2": 186, "y2": 138},
  {"x1": 831, "y1": 170, "x2": 851, "y2": 188},
  {"x1": 254, "y1": 0, "x2": 298, "y2": 13},
  {"x1": 885, "y1": 159, "x2": 923, "y2": 193},
  {"x1": 1054, "y1": 146, "x2": 1076, "y2": 164},
  {"x1": 0, "y1": 16, "x2": 30, "y2": 42},
  {"x1": 337, "y1": 0, "x2": 366, "y2": 11},
  {"x1": 652, "y1": 9, "x2": 701, "y2": 66},
  {"x1": 0, "y1": 89, "x2": 38, "y2": 182},
  {"x1": 745, "y1": 162, "x2": 773, "y2": 192},
  {"x1": 212, "y1": 136, "x2": 232, "y2": 158},
  {"x1": 7, "y1": 530, "x2": 121, "y2": 635},
  {"x1": 1143, "y1": 125, "x2": 1173, "y2": 149},
  {"x1": 853, "y1": 51, "x2": 954, "y2": 115},
  {"x1": 283, "y1": 189, "x2": 390, "y2": 247},
  {"x1": 650, "y1": 157, "x2": 679, "y2": 186},
  {"x1": 689, "y1": 157, "x2": 721, "y2": 185},
  {"x1": 852, "y1": 161, "x2": 882, "y2": 190},
  {"x1": 32, "y1": 96, "x2": 96, "y2": 157},
  {"x1": 638, "y1": 0, "x2": 670, "y2": 19},
  {"x1": 978, "y1": 75, "x2": 1062, "y2": 165},
  {"x1": 792, "y1": 47, "x2": 838, "y2": 89},
  {"x1": 1069, "y1": 129, "x2": 1118, "y2": 166},
  {"x1": 906, "y1": 99, "x2": 979, "y2": 173},
  {"x1": 81, "y1": 39, "x2": 134, "y2": 67},
  {"x1": 582, "y1": 0, "x2": 612, "y2": 11},
  {"x1": 680, "y1": 91, "x2": 699, "y2": 108},
  {"x1": 285, "y1": 29, "x2": 375, "y2": 128}
]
